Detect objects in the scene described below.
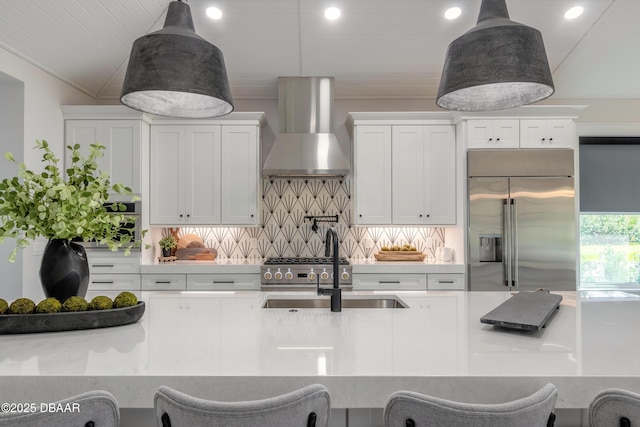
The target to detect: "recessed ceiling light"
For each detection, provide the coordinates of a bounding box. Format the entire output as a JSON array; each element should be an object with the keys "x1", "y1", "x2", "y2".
[
  {"x1": 324, "y1": 7, "x2": 341, "y2": 21},
  {"x1": 564, "y1": 6, "x2": 584, "y2": 20},
  {"x1": 445, "y1": 7, "x2": 462, "y2": 20},
  {"x1": 206, "y1": 7, "x2": 223, "y2": 20}
]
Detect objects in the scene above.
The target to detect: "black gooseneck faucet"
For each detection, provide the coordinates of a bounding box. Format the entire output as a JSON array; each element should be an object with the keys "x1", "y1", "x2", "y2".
[{"x1": 317, "y1": 226, "x2": 341, "y2": 312}]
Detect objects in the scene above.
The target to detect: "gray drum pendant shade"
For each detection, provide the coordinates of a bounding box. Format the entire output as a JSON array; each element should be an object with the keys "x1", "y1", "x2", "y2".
[
  {"x1": 120, "y1": 0, "x2": 233, "y2": 118},
  {"x1": 436, "y1": 0, "x2": 554, "y2": 111}
]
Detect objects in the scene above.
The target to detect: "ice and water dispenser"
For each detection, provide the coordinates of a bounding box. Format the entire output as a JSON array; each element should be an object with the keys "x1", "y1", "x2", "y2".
[{"x1": 479, "y1": 235, "x2": 502, "y2": 262}]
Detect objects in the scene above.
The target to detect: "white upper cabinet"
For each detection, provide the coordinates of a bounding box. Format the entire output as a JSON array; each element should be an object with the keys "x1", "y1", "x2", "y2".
[
  {"x1": 467, "y1": 119, "x2": 519, "y2": 149},
  {"x1": 519, "y1": 119, "x2": 575, "y2": 148},
  {"x1": 149, "y1": 114, "x2": 263, "y2": 226},
  {"x1": 348, "y1": 112, "x2": 457, "y2": 226},
  {"x1": 64, "y1": 112, "x2": 146, "y2": 196},
  {"x1": 150, "y1": 125, "x2": 222, "y2": 225},
  {"x1": 353, "y1": 125, "x2": 392, "y2": 224},
  {"x1": 392, "y1": 125, "x2": 456, "y2": 225},
  {"x1": 221, "y1": 126, "x2": 259, "y2": 225}
]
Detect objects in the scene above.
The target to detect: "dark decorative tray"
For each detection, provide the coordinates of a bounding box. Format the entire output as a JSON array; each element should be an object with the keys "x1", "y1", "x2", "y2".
[{"x1": 0, "y1": 301, "x2": 145, "y2": 335}]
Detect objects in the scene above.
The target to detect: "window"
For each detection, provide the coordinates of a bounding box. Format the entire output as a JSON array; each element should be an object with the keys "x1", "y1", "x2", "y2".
[{"x1": 580, "y1": 138, "x2": 640, "y2": 289}]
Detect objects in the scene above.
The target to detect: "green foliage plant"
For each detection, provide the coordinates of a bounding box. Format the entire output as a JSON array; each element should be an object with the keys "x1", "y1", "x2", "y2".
[
  {"x1": 8, "y1": 298, "x2": 36, "y2": 314},
  {"x1": 159, "y1": 235, "x2": 178, "y2": 250},
  {"x1": 62, "y1": 296, "x2": 89, "y2": 312},
  {"x1": 113, "y1": 291, "x2": 138, "y2": 308},
  {"x1": 0, "y1": 140, "x2": 147, "y2": 261},
  {"x1": 36, "y1": 297, "x2": 62, "y2": 314}
]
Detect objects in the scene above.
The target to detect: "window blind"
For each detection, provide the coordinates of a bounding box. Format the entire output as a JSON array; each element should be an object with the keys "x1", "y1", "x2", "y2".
[{"x1": 580, "y1": 137, "x2": 640, "y2": 213}]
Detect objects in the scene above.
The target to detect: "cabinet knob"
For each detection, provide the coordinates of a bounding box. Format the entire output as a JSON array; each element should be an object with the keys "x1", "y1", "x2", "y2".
[
  {"x1": 179, "y1": 214, "x2": 183, "y2": 218},
  {"x1": 542, "y1": 138, "x2": 546, "y2": 141},
  {"x1": 419, "y1": 214, "x2": 423, "y2": 218},
  {"x1": 496, "y1": 138, "x2": 500, "y2": 141},
  {"x1": 488, "y1": 138, "x2": 493, "y2": 142},
  {"x1": 187, "y1": 214, "x2": 190, "y2": 218},
  {"x1": 359, "y1": 214, "x2": 362, "y2": 217},
  {"x1": 549, "y1": 138, "x2": 553, "y2": 142},
  {"x1": 426, "y1": 214, "x2": 430, "y2": 218},
  {"x1": 251, "y1": 214, "x2": 254, "y2": 218}
]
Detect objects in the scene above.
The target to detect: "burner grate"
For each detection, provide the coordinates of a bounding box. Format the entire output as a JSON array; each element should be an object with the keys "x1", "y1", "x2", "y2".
[{"x1": 264, "y1": 257, "x2": 349, "y2": 265}]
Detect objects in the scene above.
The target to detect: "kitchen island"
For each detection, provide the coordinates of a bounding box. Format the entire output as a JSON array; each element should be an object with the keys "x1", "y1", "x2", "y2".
[{"x1": 0, "y1": 290, "x2": 638, "y2": 412}]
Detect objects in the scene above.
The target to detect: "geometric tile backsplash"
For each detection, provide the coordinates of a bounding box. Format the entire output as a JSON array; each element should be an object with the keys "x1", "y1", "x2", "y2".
[{"x1": 163, "y1": 178, "x2": 444, "y2": 260}]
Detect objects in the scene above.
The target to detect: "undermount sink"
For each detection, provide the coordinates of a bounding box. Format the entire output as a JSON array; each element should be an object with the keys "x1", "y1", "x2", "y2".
[{"x1": 261, "y1": 295, "x2": 409, "y2": 309}]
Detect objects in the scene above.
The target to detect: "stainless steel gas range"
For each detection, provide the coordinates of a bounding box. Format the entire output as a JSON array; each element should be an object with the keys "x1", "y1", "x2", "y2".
[{"x1": 260, "y1": 257, "x2": 352, "y2": 291}]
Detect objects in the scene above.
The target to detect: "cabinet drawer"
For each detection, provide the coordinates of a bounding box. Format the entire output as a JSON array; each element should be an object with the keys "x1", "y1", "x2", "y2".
[
  {"x1": 187, "y1": 274, "x2": 260, "y2": 291},
  {"x1": 88, "y1": 274, "x2": 140, "y2": 291},
  {"x1": 88, "y1": 256, "x2": 140, "y2": 274},
  {"x1": 352, "y1": 273, "x2": 426, "y2": 291},
  {"x1": 428, "y1": 274, "x2": 465, "y2": 290},
  {"x1": 142, "y1": 274, "x2": 186, "y2": 291}
]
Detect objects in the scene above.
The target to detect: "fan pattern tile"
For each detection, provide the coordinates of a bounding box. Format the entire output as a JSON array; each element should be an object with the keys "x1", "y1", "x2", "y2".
[{"x1": 165, "y1": 179, "x2": 444, "y2": 260}]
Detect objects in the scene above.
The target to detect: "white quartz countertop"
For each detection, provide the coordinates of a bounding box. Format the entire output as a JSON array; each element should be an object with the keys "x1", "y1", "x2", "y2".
[
  {"x1": 140, "y1": 259, "x2": 464, "y2": 274},
  {"x1": 1, "y1": 290, "x2": 637, "y2": 410}
]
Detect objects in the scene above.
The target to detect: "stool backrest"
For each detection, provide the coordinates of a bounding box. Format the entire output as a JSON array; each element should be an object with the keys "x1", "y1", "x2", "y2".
[
  {"x1": 384, "y1": 383, "x2": 557, "y2": 427},
  {"x1": 589, "y1": 388, "x2": 640, "y2": 427},
  {"x1": 154, "y1": 384, "x2": 330, "y2": 427},
  {"x1": 0, "y1": 390, "x2": 119, "y2": 427}
]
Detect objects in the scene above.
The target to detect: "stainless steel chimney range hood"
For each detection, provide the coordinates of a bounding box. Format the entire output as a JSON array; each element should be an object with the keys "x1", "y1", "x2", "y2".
[{"x1": 262, "y1": 77, "x2": 350, "y2": 179}]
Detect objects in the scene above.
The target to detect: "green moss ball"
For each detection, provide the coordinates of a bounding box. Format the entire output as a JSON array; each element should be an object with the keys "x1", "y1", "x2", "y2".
[
  {"x1": 113, "y1": 291, "x2": 138, "y2": 308},
  {"x1": 62, "y1": 296, "x2": 89, "y2": 312},
  {"x1": 89, "y1": 296, "x2": 113, "y2": 311},
  {"x1": 36, "y1": 297, "x2": 62, "y2": 314},
  {"x1": 0, "y1": 298, "x2": 8, "y2": 315},
  {"x1": 8, "y1": 298, "x2": 36, "y2": 314}
]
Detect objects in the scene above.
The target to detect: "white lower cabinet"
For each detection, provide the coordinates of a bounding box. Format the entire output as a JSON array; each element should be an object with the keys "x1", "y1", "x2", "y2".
[
  {"x1": 187, "y1": 274, "x2": 260, "y2": 291},
  {"x1": 87, "y1": 254, "x2": 141, "y2": 298},
  {"x1": 141, "y1": 274, "x2": 186, "y2": 291},
  {"x1": 352, "y1": 273, "x2": 427, "y2": 291},
  {"x1": 427, "y1": 273, "x2": 465, "y2": 290}
]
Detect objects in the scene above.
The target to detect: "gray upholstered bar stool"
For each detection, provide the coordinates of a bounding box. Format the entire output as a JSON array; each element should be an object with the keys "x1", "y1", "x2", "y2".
[
  {"x1": 384, "y1": 383, "x2": 557, "y2": 427},
  {"x1": 589, "y1": 388, "x2": 640, "y2": 427},
  {"x1": 0, "y1": 390, "x2": 119, "y2": 427},
  {"x1": 154, "y1": 384, "x2": 330, "y2": 427}
]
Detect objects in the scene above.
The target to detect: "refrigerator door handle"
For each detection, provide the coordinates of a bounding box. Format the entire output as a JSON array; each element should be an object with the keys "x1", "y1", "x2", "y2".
[
  {"x1": 503, "y1": 199, "x2": 511, "y2": 287},
  {"x1": 511, "y1": 199, "x2": 518, "y2": 287}
]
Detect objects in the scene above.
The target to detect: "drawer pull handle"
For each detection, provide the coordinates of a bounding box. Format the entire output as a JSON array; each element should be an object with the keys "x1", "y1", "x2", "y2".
[
  {"x1": 379, "y1": 281, "x2": 401, "y2": 284},
  {"x1": 438, "y1": 280, "x2": 455, "y2": 284},
  {"x1": 92, "y1": 264, "x2": 115, "y2": 268},
  {"x1": 92, "y1": 281, "x2": 114, "y2": 284},
  {"x1": 213, "y1": 281, "x2": 234, "y2": 284},
  {"x1": 155, "y1": 281, "x2": 172, "y2": 284}
]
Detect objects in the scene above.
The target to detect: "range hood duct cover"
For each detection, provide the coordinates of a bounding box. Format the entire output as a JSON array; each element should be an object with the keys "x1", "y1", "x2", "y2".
[{"x1": 263, "y1": 77, "x2": 350, "y2": 178}]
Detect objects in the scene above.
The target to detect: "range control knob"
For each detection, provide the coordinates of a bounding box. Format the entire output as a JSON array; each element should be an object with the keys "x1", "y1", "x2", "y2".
[
  {"x1": 320, "y1": 268, "x2": 329, "y2": 280},
  {"x1": 341, "y1": 268, "x2": 350, "y2": 280},
  {"x1": 263, "y1": 269, "x2": 272, "y2": 280},
  {"x1": 274, "y1": 269, "x2": 283, "y2": 280},
  {"x1": 284, "y1": 268, "x2": 293, "y2": 280},
  {"x1": 307, "y1": 268, "x2": 316, "y2": 281}
]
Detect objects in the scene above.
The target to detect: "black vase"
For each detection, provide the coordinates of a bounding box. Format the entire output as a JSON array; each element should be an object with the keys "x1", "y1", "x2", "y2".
[{"x1": 39, "y1": 239, "x2": 90, "y2": 302}]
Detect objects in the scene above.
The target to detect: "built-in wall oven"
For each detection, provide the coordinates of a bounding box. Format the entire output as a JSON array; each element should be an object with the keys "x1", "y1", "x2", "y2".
[{"x1": 72, "y1": 201, "x2": 142, "y2": 251}]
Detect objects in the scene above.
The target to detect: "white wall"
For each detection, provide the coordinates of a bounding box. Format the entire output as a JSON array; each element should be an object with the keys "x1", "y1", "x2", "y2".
[
  {"x1": 0, "y1": 47, "x2": 94, "y2": 300},
  {"x1": 0, "y1": 75, "x2": 24, "y2": 301}
]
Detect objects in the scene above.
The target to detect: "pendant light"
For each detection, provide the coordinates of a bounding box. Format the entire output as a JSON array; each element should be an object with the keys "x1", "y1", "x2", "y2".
[
  {"x1": 120, "y1": 0, "x2": 233, "y2": 118},
  {"x1": 436, "y1": 0, "x2": 554, "y2": 111}
]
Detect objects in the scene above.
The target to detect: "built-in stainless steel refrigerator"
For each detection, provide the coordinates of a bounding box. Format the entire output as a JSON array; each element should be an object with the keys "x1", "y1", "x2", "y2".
[{"x1": 468, "y1": 149, "x2": 576, "y2": 291}]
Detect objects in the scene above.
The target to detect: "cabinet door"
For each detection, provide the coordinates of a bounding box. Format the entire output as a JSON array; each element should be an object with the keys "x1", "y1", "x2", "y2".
[
  {"x1": 354, "y1": 125, "x2": 392, "y2": 224},
  {"x1": 150, "y1": 126, "x2": 186, "y2": 224},
  {"x1": 467, "y1": 120, "x2": 519, "y2": 148},
  {"x1": 423, "y1": 125, "x2": 456, "y2": 225},
  {"x1": 104, "y1": 120, "x2": 141, "y2": 194},
  {"x1": 221, "y1": 126, "x2": 258, "y2": 225},
  {"x1": 392, "y1": 126, "x2": 425, "y2": 224},
  {"x1": 185, "y1": 126, "x2": 221, "y2": 224},
  {"x1": 65, "y1": 120, "x2": 141, "y2": 194},
  {"x1": 520, "y1": 119, "x2": 574, "y2": 148}
]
